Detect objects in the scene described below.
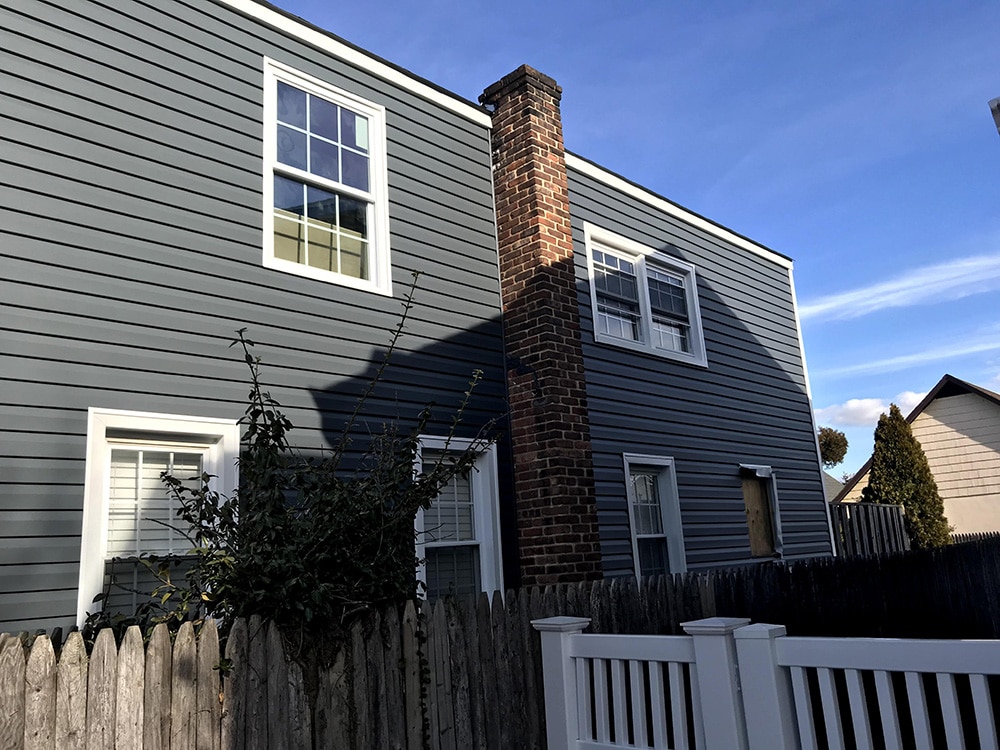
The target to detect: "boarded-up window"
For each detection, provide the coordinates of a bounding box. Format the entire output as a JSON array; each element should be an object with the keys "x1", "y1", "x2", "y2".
[{"x1": 742, "y1": 476, "x2": 776, "y2": 557}]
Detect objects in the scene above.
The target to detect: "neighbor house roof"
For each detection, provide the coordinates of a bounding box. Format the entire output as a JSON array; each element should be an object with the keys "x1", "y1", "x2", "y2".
[{"x1": 832, "y1": 374, "x2": 1000, "y2": 503}]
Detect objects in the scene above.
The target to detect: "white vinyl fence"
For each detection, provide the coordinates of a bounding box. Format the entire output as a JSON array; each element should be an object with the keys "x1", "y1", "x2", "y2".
[{"x1": 532, "y1": 616, "x2": 1000, "y2": 750}]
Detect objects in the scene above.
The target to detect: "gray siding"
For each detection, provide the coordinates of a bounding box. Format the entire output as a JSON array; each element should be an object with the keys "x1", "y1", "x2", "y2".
[
  {"x1": 0, "y1": 0, "x2": 507, "y2": 632},
  {"x1": 568, "y1": 167, "x2": 833, "y2": 574}
]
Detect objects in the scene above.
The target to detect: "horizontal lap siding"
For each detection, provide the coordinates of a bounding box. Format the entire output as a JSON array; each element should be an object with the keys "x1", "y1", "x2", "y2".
[
  {"x1": 0, "y1": 0, "x2": 505, "y2": 631},
  {"x1": 568, "y1": 168, "x2": 831, "y2": 575}
]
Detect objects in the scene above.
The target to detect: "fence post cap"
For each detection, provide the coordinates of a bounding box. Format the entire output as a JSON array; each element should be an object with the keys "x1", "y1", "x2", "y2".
[
  {"x1": 733, "y1": 623, "x2": 787, "y2": 640},
  {"x1": 680, "y1": 617, "x2": 751, "y2": 635},
  {"x1": 531, "y1": 616, "x2": 591, "y2": 632}
]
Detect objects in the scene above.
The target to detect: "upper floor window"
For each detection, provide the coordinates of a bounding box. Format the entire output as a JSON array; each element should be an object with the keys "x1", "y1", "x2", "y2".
[
  {"x1": 263, "y1": 59, "x2": 392, "y2": 295},
  {"x1": 584, "y1": 223, "x2": 707, "y2": 366}
]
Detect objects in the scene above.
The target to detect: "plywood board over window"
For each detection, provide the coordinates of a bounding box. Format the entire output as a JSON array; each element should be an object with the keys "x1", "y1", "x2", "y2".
[{"x1": 740, "y1": 465, "x2": 783, "y2": 559}]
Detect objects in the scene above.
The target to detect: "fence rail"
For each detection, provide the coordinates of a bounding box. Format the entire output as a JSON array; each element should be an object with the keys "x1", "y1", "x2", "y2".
[
  {"x1": 536, "y1": 616, "x2": 1000, "y2": 750},
  {"x1": 828, "y1": 502, "x2": 910, "y2": 557}
]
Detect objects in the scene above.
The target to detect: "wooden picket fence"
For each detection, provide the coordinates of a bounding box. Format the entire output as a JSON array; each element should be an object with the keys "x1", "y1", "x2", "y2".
[
  {"x1": 953, "y1": 530, "x2": 1000, "y2": 545},
  {"x1": 5, "y1": 537, "x2": 1000, "y2": 748},
  {"x1": 828, "y1": 502, "x2": 910, "y2": 557}
]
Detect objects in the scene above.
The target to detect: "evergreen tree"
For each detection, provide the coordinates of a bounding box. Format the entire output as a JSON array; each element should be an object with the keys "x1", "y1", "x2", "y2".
[{"x1": 861, "y1": 404, "x2": 951, "y2": 548}]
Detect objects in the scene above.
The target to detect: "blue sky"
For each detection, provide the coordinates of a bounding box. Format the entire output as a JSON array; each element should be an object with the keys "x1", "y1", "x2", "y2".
[{"x1": 275, "y1": 0, "x2": 1000, "y2": 476}]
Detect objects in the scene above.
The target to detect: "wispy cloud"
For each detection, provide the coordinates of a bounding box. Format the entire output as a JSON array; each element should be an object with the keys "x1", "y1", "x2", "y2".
[
  {"x1": 820, "y1": 335, "x2": 1000, "y2": 378},
  {"x1": 815, "y1": 390, "x2": 926, "y2": 426},
  {"x1": 799, "y1": 254, "x2": 1000, "y2": 322}
]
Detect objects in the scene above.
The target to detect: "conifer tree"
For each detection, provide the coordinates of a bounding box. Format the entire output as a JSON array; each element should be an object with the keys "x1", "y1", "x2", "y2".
[{"x1": 861, "y1": 404, "x2": 951, "y2": 548}]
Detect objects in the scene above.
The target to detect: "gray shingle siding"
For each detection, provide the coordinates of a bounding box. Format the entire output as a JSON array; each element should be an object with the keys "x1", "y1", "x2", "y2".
[
  {"x1": 568, "y1": 166, "x2": 833, "y2": 575},
  {"x1": 1, "y1": 0, "x2": 508, "y2": 632}
]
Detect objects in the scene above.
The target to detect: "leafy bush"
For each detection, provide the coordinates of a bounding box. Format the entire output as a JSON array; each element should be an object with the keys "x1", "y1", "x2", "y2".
[{"x1": 85, "y1": 279, "x2": 494, "y2": 654}]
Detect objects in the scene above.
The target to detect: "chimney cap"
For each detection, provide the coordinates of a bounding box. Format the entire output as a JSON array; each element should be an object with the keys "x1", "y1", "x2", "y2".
[{"x1": 480, "y1": 65, "x2": 561, "y2": 108}]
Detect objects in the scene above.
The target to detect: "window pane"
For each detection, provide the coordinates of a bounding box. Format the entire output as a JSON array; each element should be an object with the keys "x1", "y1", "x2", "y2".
[
  {"x1": 273, "y1": 176, "x2": 304, "y2": 214},
  {"x1": 341, "y1": 150, "x2": 370, "y2": 192},
  {"x1": 341, "y1": 109, "x2": 368, "y2": 152},
  {"x1": 648, "y1": 267, "x2": 688, "y2": 318},
  {"x1": 630, "y1": 471, "x2": 663, "y2": 535},
  {"x1": 307, "y1": 224, "x2": 336, "y2": 272},
  {"x1": 309, "y1": 137, "x2": 340, "y2": 183},
  {"x1": 310, "y1": 96, "x2": 339, "y2": 142},
  {"x1": 597, "y1": 297, "x2": 641, "y2": 341},
  {"x1": 276, "y1": 124, "x2": 307, "y2": 171},
  {"x1": 425, "y1": 545, "x2": 480, "y2": 599},
  {"x1": 637, "y1": 537, "x2": 668, "y2": 578},
  {"x1": 340, "y1": 235, "x2": 366, "y2": 279},
  {"x1": 339, "y1": 196, "x2": 368, "y2": 238},
  {"x1": 276, "y1": 82, "x2": 306, "y2": 129},
  {"x1": 306, "y1": 186, "x2": 338, "y2": 226},
  {"x1": 273, "y1": 213, "x2": 304, "y2": 263},
  {"x1": 652, "y1": 317, "x2": 690, "y2": 353}
]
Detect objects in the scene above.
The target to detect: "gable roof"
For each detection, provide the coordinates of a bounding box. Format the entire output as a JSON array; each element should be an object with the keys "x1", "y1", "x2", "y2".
[{"x1": 832, "y1": 374, "x2": 1000, "y2": 503}]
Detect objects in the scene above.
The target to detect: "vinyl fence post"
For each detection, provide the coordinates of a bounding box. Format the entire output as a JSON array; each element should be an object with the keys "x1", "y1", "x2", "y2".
[
  {"x1": 734, "y1": 624, "x2": 799, "y2": 750},
  {"x1": 681, "y1": 617, "x2": 751, "y2": 750},
  {"x1": 531, "y1": 616, "x2": 591, "y2": 750}
]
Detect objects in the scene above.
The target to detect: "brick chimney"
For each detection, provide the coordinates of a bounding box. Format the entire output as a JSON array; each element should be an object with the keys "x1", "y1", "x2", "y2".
[{"x1": 481, "y1": 66, "x2": 603, "y2": 584}]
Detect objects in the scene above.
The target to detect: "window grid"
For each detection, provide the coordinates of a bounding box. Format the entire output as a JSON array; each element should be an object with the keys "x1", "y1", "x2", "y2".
[{"x1": 586, "y1": 225, "x2": 706, "y2": 366}]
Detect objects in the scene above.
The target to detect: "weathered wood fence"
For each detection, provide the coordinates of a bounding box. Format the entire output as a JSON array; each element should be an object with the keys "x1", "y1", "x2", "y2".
[
  {"x1": 4, "y1": 537, "x2": 1000, "y2": 748},
  {"x1": 953, "y1": 530, "x2": 1000, "y2": 545},
  {"x1": 828, "y1": 502, "x2": 910, "y2": 557}
]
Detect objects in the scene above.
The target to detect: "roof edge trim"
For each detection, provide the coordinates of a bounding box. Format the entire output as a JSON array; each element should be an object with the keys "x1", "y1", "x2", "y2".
[
  {"x1": 218, "y1": 0, "x2": 494, "y2": 128},
  {"x1": 565, "y1": 153, "x2": 793, "y2": 270}
]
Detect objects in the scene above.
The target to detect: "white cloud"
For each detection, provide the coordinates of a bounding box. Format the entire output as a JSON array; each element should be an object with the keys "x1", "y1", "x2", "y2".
[
  {"x1": 815, "y1": 390, "x2": 928, "y2": 427},
  {"x1": 799, "y1": 253, "x2": 1000, "y2": 322}
]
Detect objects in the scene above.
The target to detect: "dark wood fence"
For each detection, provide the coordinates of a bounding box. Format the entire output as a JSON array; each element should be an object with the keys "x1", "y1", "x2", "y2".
[
  {"x1": 828, "y1": 502, "x2": 910, "y2": 557},
  {"x1": 4, "y1": 537, "x2": 1000, "y2": 748},
  {"x1": 953, "y1": 530, "x2": 1000, "y2": 545}
]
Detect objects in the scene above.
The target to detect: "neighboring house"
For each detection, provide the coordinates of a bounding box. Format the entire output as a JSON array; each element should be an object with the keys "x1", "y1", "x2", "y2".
[
  {"x1": 835, "y1": 375, "x2": 1000, "y2": 534},
  {"x1": 0, "y1": 0, "x2": 833, "y2": 634},
  {"x1": 823, "y1": 472, "x2": 845, "y2": 501}
]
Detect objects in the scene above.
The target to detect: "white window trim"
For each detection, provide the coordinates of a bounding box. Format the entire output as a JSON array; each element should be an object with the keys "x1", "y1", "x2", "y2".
[
  {"x1": 584, "y1": 223, "x2": 708, "y2": 367},
  {"x1": 262, "y1": 58, "x2": 392, "y2": 296},
  {"x1": 739, "y1": 464, "x2": 785, "y2": 558},
  {"x1": 77, "y1": 408, "x2": 240, "y2": 626},
  {"x1": 415, "y1": 436, "x2": 503, "y2": 597},
  {"x1": 623, "y1": 454, "x2": 687, "y2": 576}
]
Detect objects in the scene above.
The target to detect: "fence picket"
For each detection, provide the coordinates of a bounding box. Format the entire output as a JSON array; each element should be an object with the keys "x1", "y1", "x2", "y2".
[
  {"x1": 461, "y1": 596, "x2": 485, "y2": 749},
  {"x1": 115, "y1": 627, "x2": 144, "y2": 750},
  {"x1": 87, "y1": 628, "x2": 117, "y2": 750},
  {"x1": 905, "y1": 671, "x2": 933, "y2": 748},
  {"x1": 171, "y1": 622, "x2": 197, "y2": 750},
  {"x1": 54, "y1": 632, "x2": 86, "y2": 750},
  {"x1": 367, "y1": 611, "x2": 390, "y2": 750},
  {"x1": 843, "y1": 668, "x2": 872, "y2": 750},
  {"x1": 492, "y1": 591, "x2": 514, "y2": 750},
  {"x1": 0, "y1": 635, "x2": 26, "y2": 750},
  {"x1": 647, "y1": 661, "x2": 667, "y2": 748},
  {"x1": 401, "y1": 600, "x2": 422, "y2": 750},
  {"x1": 970, "y1": 674, "x2": 998, "y2": 750},
  {"x1": 382, "y1": 606, "x2": 406, "y2": 749},
  {"x1": 937, "y1": 673, "x2": 966, "y2": 749},
  {"x1": 872, "y1": 671, "x2": 902, "y2": 750},
  {"x1": 197, "y1": 619, "x2": 221, "y2": 750},
  {"x1": 23, "y1": 634, "x2": 55, "y2": 750},
  {"x1": 246, "y1": 616, "x2": 267, "y2": 750},
  {"x1": 476, "y1": 593, "x2": 500, "y2": 750},
  {"x1": 265, "y1": 621, "x2": 289, "y2": 750},
  {"x1": 351, "y1": 617, "x2": 371, "y2": 750},
  {"x1": 315, "y1": 647, "x2": 350, "y2": 749},
  {"x1": 144, "y1": 624, "x2": 171, "y2": 750},
  {"x1": 287, "y1": 660, "x2": 310, "y2": 750},
  {"x1": 221, "y1": 618, "x2": 248, "y2": 750},
  {"x1": 446, "y1": 601, "x2": 473, "y2": 750}
]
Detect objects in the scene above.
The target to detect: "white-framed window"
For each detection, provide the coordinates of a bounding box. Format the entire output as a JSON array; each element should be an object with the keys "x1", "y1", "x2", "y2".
[
  {"x1": 263, "y1": 58, "x2": 392, "y2": 296},
  {"x1": 584, "y1": 223, "x2": 707, "y2": 366},
  {"x1": 739, "y1": 464, "x2": 784, "y2": 559},
  {"x1": 77, "y1": 409, "x2": 240, "y2": 625},
  {"x1": 623, "y1": 454, "x2": 687, "y2": 577},
  {"x1": 416, "y1": 436, "x2": 502, "y2": 598}
]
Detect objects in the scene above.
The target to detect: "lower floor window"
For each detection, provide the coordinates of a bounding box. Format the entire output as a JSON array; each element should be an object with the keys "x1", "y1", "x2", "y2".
[
  {"x1": 78, "y1": 409, "x2": 240, "y2": 625},
  {"x1": 417, "y1": 437, "x2": 501, "y2": 598},
  {"x1": 623, "y1": 454, "x2": 687, "y2": 577}
]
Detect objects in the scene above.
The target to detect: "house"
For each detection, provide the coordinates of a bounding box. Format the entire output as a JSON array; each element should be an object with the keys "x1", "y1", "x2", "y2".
[
  {"x1": 823, "y1": 472, "x2": 845, "y2": 501},
  {"x1": 834, "y1": 375, "x2": 1000, "y2": 534},
  {"x1": 0, "y1": 0, "x2": 833, "y2": 634}
]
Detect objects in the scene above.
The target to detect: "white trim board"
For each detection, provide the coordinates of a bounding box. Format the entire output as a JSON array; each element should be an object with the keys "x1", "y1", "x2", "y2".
[
  {"x1": 566, "y1": 154, "x2": 794, "y2": 271},
  {"x1": 218, "y1": 0, "x2": 493, "y2": 128}
]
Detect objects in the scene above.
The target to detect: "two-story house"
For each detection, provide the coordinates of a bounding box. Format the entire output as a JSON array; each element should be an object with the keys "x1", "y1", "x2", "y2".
[{"x1": 0, "y1": 0, "x2": 833, "y2": 634}]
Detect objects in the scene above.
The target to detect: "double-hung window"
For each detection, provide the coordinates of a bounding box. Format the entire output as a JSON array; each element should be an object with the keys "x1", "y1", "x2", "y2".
[
  {"x1": 585, "y1": 223, "x2": 707, "y2": 366},
  {"x1": 263, "y1": 59, "x2": 391, "y2": 295},
  {"x1": 77, "y1": 409, "x2": 240, "y2": 625},
  {"x1": 623, "y1": 454, "x2": 687, "y2": 577},
  {"x1": 416, "y1": 437, "x2": 502, "y2": 598}
]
